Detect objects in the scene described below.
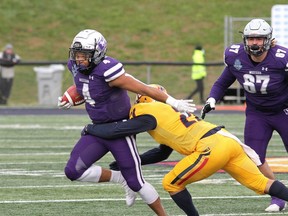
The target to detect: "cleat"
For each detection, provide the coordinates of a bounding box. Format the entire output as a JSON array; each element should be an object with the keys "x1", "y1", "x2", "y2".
[
  {"x1": 265, "y1": 197, "x2": 286, "y2": 212},
  {"x1": 121, "y1": 181, "x2": 137, "y2": 207}
]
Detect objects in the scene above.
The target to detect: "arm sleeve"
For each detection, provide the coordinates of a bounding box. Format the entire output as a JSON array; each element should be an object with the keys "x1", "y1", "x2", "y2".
[
  {"x1": 209, "y1": 66, "x2": 236, "y2": 101},
  {"x1": 140, "y1": 144, "x2": 173, "y2": 165},
  {"x1": 86, "y1": 114, "x2": 157, "y2": 139},
  {"x1": 109, "y1": 144, "x2": 173, "y2": 170}
]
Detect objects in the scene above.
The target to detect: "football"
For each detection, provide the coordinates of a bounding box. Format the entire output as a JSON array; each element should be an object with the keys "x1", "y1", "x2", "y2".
[{"x1": 61, "y1": 85, "x2": 85, "y2": 106}]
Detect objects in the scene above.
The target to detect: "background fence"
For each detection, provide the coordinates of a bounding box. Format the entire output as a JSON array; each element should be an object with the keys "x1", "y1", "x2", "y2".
[{"x1": 12, "y1": 60, "x2": 247, "y2": 106}]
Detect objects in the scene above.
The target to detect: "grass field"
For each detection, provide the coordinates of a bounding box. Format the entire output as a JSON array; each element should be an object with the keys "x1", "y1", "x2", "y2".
[{"x1": 0, "y1": 111, "x2": 287, "y2": 216}]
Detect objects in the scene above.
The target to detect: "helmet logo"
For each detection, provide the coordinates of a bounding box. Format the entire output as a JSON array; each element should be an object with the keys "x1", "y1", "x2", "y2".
[
  {"x1": 98, "y1": 37, "x2": 107, "y2": 51},
  {"x1": 73, "y1": 42, "x2": 82, "y2": 49}
]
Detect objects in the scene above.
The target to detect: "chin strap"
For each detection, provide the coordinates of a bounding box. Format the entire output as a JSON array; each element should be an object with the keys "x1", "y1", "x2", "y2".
[{"x1": 77, "y1": 62, "x2": 96, "y2": 75}]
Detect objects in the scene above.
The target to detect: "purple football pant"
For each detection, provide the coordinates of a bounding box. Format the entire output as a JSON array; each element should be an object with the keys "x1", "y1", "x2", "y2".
[
  {"x1": 65, "y1": 134, "x2": 144, "y2": 192},
  {"x1": 244, "y1": 109, "x2": 288, "y2": 164}
]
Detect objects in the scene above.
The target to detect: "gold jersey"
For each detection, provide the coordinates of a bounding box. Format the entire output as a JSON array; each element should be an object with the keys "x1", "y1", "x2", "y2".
[{"x1": 130, "y1": 102, "x2": 217, "y2": 155}]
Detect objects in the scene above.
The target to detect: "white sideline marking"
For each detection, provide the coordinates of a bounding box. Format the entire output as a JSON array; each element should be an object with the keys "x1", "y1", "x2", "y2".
[{"x1": 0, "y1": 195, "x2": 270, "y2": 204}]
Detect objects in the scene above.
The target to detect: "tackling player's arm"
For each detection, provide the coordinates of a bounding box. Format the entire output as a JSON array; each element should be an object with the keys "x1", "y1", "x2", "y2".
[
  {"x1": 110, "y1": 144, "x2": 173, "y2": 171},
  {"x1": 139, "y1": 144, "x2": 173, "y2": 165},
  {"x1": 83, "y1": 114, "x2": 157, "y2": 139}
]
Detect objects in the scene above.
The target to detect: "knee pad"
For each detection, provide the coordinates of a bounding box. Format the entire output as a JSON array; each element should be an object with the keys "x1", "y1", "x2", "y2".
[{"x1": 138, "y1": 182, "x2": 159, "y2": 204}]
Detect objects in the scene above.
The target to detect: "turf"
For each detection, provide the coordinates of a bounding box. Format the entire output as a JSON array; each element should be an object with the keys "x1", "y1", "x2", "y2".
[{"x1": 0, "y1": 112, "x2": 287, "y2": 216}]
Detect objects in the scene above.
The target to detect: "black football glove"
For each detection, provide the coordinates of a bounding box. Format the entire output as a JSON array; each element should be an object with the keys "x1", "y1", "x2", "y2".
[
  {"x1": 200, "y1": 98, "x2": 216, "y2": 119},
  {"x1": 109, "y1": 161, "x2": 120, "y2": 171}
]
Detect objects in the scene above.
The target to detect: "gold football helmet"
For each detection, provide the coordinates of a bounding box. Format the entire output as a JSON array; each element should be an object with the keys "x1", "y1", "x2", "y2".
[{"x1": 135, "y1": 84, "x2": 167, "y2": 104}]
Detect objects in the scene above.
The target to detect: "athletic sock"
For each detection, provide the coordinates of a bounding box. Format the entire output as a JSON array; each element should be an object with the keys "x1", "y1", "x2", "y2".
[
  {"x1": 77, "y1": 165, "x2": 102, "y2": 182},
  {"x1": 170, "y1": 188, "x2": 199, "y2": 216},
  {"x1": 269, "y1": 180, "x2": 288, "y2": 201},
  {"x1": 110, "y1": 170, "x2": 124, "y2": 184}
]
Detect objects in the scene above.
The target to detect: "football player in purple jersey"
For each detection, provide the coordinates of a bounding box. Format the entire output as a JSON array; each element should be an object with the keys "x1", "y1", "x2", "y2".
[
  {"x1": 201, "y1": 19, "x2": 288, "y2": 212},
  {"x1": 58, "y1": 29, "x2": 196, "y2": 215}
]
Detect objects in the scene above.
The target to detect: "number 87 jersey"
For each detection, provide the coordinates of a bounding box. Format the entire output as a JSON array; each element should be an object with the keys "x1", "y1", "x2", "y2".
[{"x1": 211, "y1": 43, "x2": 288, "y2": 113}]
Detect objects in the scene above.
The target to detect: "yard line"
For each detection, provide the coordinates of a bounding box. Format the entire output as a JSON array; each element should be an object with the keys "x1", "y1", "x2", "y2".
[
  {"x1": 0, "y1": 195, "x2": 271, "y2": 204},
  {"x1": 0, "y1": 184, "x2": 108, "y2": 189}
]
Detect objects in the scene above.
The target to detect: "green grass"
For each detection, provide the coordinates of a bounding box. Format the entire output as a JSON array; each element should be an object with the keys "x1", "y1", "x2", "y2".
[
  {"x1": 0, "y1": 113, "x2": 287, "y2": 216},
  {"x1": 1, "y1": 0, "x2": 288, "y2": 105}
]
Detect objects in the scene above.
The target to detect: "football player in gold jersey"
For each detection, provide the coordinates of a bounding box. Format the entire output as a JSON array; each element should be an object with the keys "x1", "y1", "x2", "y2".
[{"x1": 83, "y1": 84, "x2": 288, "y2": 216}]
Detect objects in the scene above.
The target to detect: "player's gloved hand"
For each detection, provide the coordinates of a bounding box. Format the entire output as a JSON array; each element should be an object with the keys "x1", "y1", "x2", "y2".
[
  {"x1": 200, "y1": 97, "x2": 216, "y2": 119},
  {"x1": 109, "y1": 161, "x2": 120, "y2": 171},
  {"x1": 81, "y1": 125, "x2": 89, "y2": 136},
  {"x1": 166, "y1": 96, "x2": 197, "y2": 113},
  {"x1": 57, "y1": 96, "x2": 73, "y2": 110}
]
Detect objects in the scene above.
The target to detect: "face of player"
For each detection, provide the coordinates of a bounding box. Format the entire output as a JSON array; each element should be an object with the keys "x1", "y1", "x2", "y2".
[
  {"x1": 246, "y1": 37, "x2": 265, "y2": 48},
  {"x1": 246, "y1": 37, "x2": 268, "y2": 61},
  {"x1": 5, "y1": 48, "x2": 14, "y2": 54},
  {"x1": 74, "y1": 52, "x2": 90, "y2": 66}
]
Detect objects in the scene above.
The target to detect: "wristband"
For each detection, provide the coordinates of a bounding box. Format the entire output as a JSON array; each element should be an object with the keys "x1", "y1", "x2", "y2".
[{"x1": 165, "y1": 96, "x2": 177, "y2": 107}]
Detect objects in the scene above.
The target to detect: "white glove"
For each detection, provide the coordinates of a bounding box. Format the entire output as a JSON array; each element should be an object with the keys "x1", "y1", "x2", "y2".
[
  {"x1": 57, "y1": 96, "x2": 73, "y2": 110},
  {"x1": 200, "y1": 97, "x2": 216, "y2": 119},
  {"x1": 166, "y1": 96, "x2": 197, "y2": 113}
]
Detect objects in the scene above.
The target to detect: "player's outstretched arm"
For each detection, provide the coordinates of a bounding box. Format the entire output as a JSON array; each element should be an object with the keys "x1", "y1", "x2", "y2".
[{"x1": 110, "y1": 73, "x2": 197, "y2": 113}]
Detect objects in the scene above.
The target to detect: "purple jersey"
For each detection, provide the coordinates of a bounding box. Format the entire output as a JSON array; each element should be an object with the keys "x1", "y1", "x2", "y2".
[
  {"x1": 67, "y1": 56, "x2": 131, "y2": 123},
  {"x1": 65, "y1": 57, "x2": 145, "y2": 193},
  {"x1": 210, "y1": 44, "x2": 288, "y2": 113}
]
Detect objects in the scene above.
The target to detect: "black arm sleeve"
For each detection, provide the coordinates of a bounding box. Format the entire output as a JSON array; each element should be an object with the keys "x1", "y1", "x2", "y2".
[
  {"x1": 140, "y1": 144, "x2": 173, "y2": 165},
  {"x1": 86, "y1": 114, "x2": 157, "y2": 139},
  {"x1": 109, "y1": 144, "x2": 173, "y2": 170}
]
